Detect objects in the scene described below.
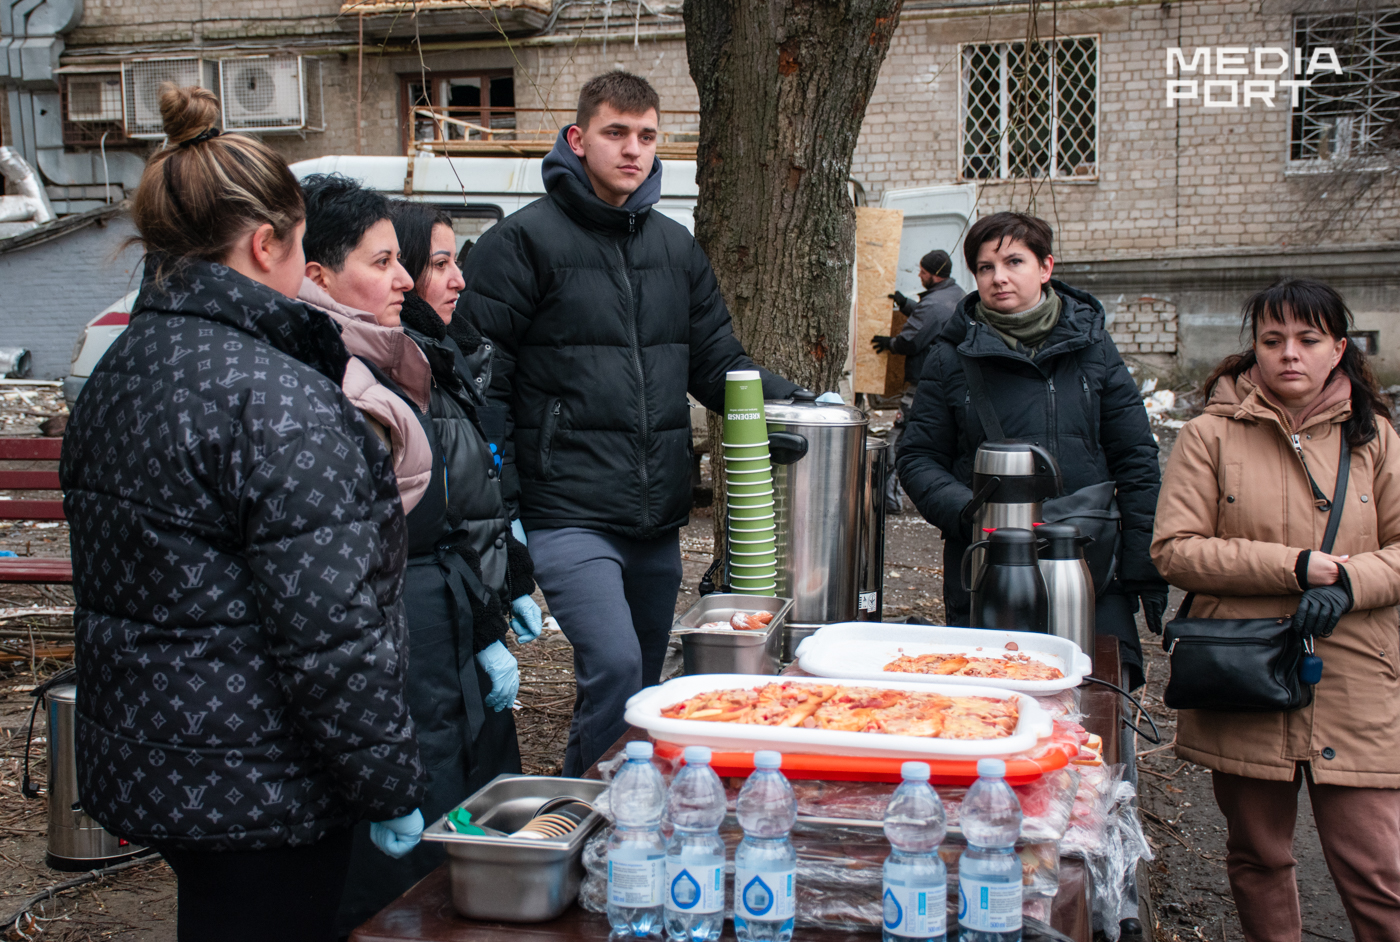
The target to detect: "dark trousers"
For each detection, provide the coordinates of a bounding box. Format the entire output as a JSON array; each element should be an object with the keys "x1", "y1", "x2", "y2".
[
  {"x1": 529, "y1": 527, "x2": 683, "y2": 776},
  {"x1": 334, "y1": 556, "x2": 521, "y2": 937},
  {"x1": 159, "y1": 828, "x2": 353, "y2": 942},
  {"x1": 1213, "y1": 767, "x2": 1400, "y2": 942}
]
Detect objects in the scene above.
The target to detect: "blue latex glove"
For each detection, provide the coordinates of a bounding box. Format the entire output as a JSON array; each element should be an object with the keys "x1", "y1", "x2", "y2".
[
  {"x1": 510, "y1": 594, "x2": 543, "y2": 644},
  {"x1": 477, "y1": 640, "x2": 520, "y2": 712},
  {"x1": 816, "y1": 392, "x2": 845, "y2": 404},
  {"x1": 370, "y1": 809, "x2": 424, "y2": 859},
  {"x1": 510, "y1": 519, "x2": 527, "y2": 545}
]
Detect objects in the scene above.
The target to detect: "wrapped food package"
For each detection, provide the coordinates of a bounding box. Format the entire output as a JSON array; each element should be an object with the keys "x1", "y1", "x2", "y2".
[{"x1": 1060, "y1": 764, "x2": 1154, "y2": 942}]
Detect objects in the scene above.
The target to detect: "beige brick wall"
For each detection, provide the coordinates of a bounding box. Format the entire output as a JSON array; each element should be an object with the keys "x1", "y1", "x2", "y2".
[
  {"x1": 852, "y1": 2, "x2": 1400, "y2": 258},
  {"x1": 69, "y1": 0, "x2": 348, "y2": 45},
  {"x1": 1107, "y1": 296, "x2": 1178, "y2": 354},
  {"x1": 54, "y1": 0, "x2": 1400, "y2": 260}
]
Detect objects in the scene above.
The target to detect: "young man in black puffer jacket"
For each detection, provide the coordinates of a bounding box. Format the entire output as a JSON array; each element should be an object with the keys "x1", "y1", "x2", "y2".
[
  {"x1": 461, "y1": 71, "x2": 801, "y2": 775},
  {"x1": 897, "y1": 212, "x2": 1168, "y2": 690}
]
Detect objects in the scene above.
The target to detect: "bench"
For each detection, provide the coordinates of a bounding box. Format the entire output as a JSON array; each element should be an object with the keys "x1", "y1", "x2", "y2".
[{"x1": 0, "y1": 438, "x2": 72, "y2": 584}]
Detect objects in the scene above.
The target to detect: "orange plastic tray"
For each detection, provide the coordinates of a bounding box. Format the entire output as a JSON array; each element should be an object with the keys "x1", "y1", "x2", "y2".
[{"x1": 653, "y1": 740, "x2": 1073, "y2": 785}]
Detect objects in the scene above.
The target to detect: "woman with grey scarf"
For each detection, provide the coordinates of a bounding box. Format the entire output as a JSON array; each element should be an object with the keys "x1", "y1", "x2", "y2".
[{"x1": 895, "y1": 212, "x2": 1167, "y2": 693}]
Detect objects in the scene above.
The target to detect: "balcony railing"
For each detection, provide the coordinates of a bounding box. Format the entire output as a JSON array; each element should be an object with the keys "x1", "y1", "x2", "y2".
[{"x1": 409, "y1": 106, "x2": 700, "y2": 158}]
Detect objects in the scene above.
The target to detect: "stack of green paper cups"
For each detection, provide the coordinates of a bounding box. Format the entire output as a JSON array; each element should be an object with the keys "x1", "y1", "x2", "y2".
[{"x1": 723, "y1": 370, "x2": 777, "y2": 595}]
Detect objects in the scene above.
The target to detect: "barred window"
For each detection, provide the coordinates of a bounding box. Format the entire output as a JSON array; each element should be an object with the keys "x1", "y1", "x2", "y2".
[
  {"x1": 1291, "y1": 10, "x2": 1400, "y2": 162},
  {"x1": 961, "y1": 36, "x2": 1099, "y2": 180}
]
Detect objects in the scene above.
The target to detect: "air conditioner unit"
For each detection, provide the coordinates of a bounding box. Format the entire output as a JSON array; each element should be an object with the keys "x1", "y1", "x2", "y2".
[
  {"x1": 66, "y1": 73, "x2": 124, "y2": 123},
  {"x1": 121, "y1": 58, "x2": 219, "y2": 139},
  {"x1": 220, "y1": 56, "x2": 316, "y2": 132}
]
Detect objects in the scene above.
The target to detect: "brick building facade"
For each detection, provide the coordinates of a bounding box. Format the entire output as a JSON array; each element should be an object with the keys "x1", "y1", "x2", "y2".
[{"x1": 4, "y1": 0, "x2": 1397, "y2": 377}]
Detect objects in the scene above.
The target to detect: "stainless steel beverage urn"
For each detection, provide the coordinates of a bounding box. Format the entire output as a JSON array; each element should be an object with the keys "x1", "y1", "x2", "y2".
[
  {"x1": 1036, "y1": 523, "x2": 1096, "y2": 661},
  {"x1": 858, "y1": 437, "x2": 891, "y2": 622},
  {"x1": 763, "y1": 392, "x2": 871, "y2": 658},
  {"x1": 45, "y1": 685, "x2": 143, "y2": 871},
  {"x1": 964, "y1": 442, "x2": 1061, "y2": 588},
  {"x1": 963, "y1": 528, "x2": 1049, "y2": 632}
]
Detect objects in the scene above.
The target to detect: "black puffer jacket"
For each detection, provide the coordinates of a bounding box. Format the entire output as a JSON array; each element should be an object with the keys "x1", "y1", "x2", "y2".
[
  {"x1": 61, "y1": 259, "x2": 424, "y2": 851},
  {"x1": 399, "y1": 292, "x2": 534, "y2": 653},
  {"x1": 897, "y1": 280, "x2": 1165, "y2": 614},
  {"x1": 461, "y1": 129, "x2": 799, "y2": 539}
]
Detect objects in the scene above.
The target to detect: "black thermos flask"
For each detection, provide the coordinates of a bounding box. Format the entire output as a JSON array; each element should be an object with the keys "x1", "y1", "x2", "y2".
[{"x1": 963, "y1": 527, "x2": 1050, "y2": 633}]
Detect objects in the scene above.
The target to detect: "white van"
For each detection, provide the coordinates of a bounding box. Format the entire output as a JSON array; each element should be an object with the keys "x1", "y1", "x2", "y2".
[
  {"x1": 62, "y1": 155, "x2": 700, "y2": 405},
  {"x1": 64, "y1": 163, "x2": 976, "y2": 404}
]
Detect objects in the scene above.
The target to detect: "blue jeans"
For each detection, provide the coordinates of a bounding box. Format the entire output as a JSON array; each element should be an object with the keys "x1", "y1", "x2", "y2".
[{"x1": 528, "y1": 527, "x2": 683, "y2": 776}]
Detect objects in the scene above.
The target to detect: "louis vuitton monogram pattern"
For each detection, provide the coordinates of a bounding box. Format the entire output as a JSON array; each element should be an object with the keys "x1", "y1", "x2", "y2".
[{"x1": 61, "y1": 259, "x2": 425, "y2": 851}]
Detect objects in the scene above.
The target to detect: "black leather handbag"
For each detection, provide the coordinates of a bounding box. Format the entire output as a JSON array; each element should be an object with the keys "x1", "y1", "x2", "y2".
[{"x1": 1162, "y1": 437, "x2": 1350, "y2": 713}]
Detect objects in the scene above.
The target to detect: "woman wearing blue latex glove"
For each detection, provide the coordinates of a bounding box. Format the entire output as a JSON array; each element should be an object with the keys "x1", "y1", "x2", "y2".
[
  {"x1": 477, "y1": 640, "x2": 522, "y2": 711},
  {"x1": 301, "y1": 181, "x2": 535, "y2": 936},
  {"x1": 61, "y1": 89, "x2": 427, "y2": 942},
  {"x1": 510, "y1": 594, "x2": 544, "y2": 643},
  {"x1": 371, "y1": 810, "x2": 425, "y2": 860}
]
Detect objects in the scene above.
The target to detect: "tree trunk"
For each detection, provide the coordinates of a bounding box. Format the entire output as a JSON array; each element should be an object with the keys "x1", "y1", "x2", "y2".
[{"x1": 683, "y1": 0, "x2": 903, "y2": 567}]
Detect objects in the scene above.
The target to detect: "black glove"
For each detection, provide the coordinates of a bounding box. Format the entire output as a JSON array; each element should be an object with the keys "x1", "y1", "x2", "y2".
[
  {"x1": 1133, "y1": 584, "x2": 1169, "y2": 635},
  {"x1": 871, "y1": 335, "x2": 893, "y2": 353},
  {"x1": 888, "y1": 291, "x2": 909, "y2": 309},
  {"x1": 1294, "y1": 583, "x2": 1351, "y2": 639}
]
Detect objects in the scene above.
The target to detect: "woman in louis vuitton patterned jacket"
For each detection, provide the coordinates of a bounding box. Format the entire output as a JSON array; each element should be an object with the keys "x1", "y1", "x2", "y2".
[{"x1": 58, "y1": 86, "x2": 425, "y2": 942}]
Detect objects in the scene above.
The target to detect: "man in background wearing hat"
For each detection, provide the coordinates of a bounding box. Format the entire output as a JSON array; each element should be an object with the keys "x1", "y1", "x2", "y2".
[{"x1": 872, "y1": 249, "x2": 964, "y2": 514}]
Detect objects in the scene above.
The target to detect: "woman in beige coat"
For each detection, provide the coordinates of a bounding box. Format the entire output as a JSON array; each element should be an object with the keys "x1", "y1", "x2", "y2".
[{"x1": 1153, "y1": 279, "x2": 1400, "y2": 942}]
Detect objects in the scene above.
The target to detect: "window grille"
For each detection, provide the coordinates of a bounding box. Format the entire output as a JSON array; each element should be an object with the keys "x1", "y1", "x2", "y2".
[
  {"x1": 1291, "y1": 9, "x2": 1400, "y2": 162},
  {"x1": 961, "y1": 36, "x2": 1098, "y2": 180}
]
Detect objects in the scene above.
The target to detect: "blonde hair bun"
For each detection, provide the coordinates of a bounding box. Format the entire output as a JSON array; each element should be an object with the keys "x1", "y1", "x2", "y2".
[{"x1": 159, "y1": 83, "x2": 221, "y2": 145}]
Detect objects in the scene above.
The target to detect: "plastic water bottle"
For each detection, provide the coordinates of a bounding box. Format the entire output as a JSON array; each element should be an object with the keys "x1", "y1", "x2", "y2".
[
  {"x1": 608, "y1": 741, "x2": 667, "y2": 939},
  {"x1": 733, "y1": 750, "x2": 797, "y2": 942},
  {"x1": 883, "y1": 761, "x2": 948, "y2": 942},
  {"x1": 664, "y1": 746, "x2": 727, "y2": 942},
  {"x1": 958, "y1": 758, "x2": 1023, "y2": 942}
]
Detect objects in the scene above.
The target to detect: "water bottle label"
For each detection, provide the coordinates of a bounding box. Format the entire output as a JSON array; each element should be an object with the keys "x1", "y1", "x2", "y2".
[
  {"x1": 958, "y1": 877, "x2": 1022, "y2": 933},
  {"x1": 666, "y1": 860, "x2": 724, "y2": 914},
  {"x1": 734, "y1": 867, "x2": 795, "y2": 921},
  {"x1": 883, "y1": 880, "x2": 947, "y2": 938},
  {"x1": 608, "y1": 856, "x2": 664, "y2": 908}
]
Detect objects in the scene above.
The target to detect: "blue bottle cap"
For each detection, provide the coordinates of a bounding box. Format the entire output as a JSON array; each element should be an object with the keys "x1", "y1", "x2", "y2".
[
  {"x1": 901, "y1": 761, "x2": 931, "y2": 781},
  {"x1": 753, "y1": 750, "x2": 782, "y2": 770},
  {"x1": 625, "y1": 741, "x2": 654, "y2": 760},
  {"x1": 683, "y1": 745, "x2": 712, "y2": 765},
  {"x1": 977, "y1": 758, "x2": 1007, "y2": 778}
]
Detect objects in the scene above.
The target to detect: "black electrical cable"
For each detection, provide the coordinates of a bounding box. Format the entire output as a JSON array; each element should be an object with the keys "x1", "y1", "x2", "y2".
[
  {"x1": 0, "y1": 851, "x2": 161, "y2": 931},
  {"x1": 1081, "y1": 674, "x2": 1162, "y2": 745},
  {"x1": 21, "y1": 666, "x2": 77, "y2": 800}
]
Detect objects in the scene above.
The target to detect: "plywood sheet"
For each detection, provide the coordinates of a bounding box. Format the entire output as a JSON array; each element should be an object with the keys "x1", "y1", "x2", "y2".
[{"x1": 853, "y1": 207, "x2": 905, "y2": 397}]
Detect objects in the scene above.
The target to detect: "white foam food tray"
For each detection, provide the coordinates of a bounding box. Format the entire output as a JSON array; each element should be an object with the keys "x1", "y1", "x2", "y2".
[
  {"x1": 624, "y1": 673, "x2": 1052, "y2": 759},
  {"x1": 793, "y1": 623, "x2": 1091, "y2": 694}
]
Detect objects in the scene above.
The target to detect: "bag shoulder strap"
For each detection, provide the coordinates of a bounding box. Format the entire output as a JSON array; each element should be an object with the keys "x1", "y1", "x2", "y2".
[
  {"x1": 958, "y1": 352, "x2": 1005, "y2": 441},
  {"x1": 1320, "y1": 435, "x2": 1351, "y2": 555},
  {"x1": 1174, "y1": 435, "x2": 1351, "y2": 620}
]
